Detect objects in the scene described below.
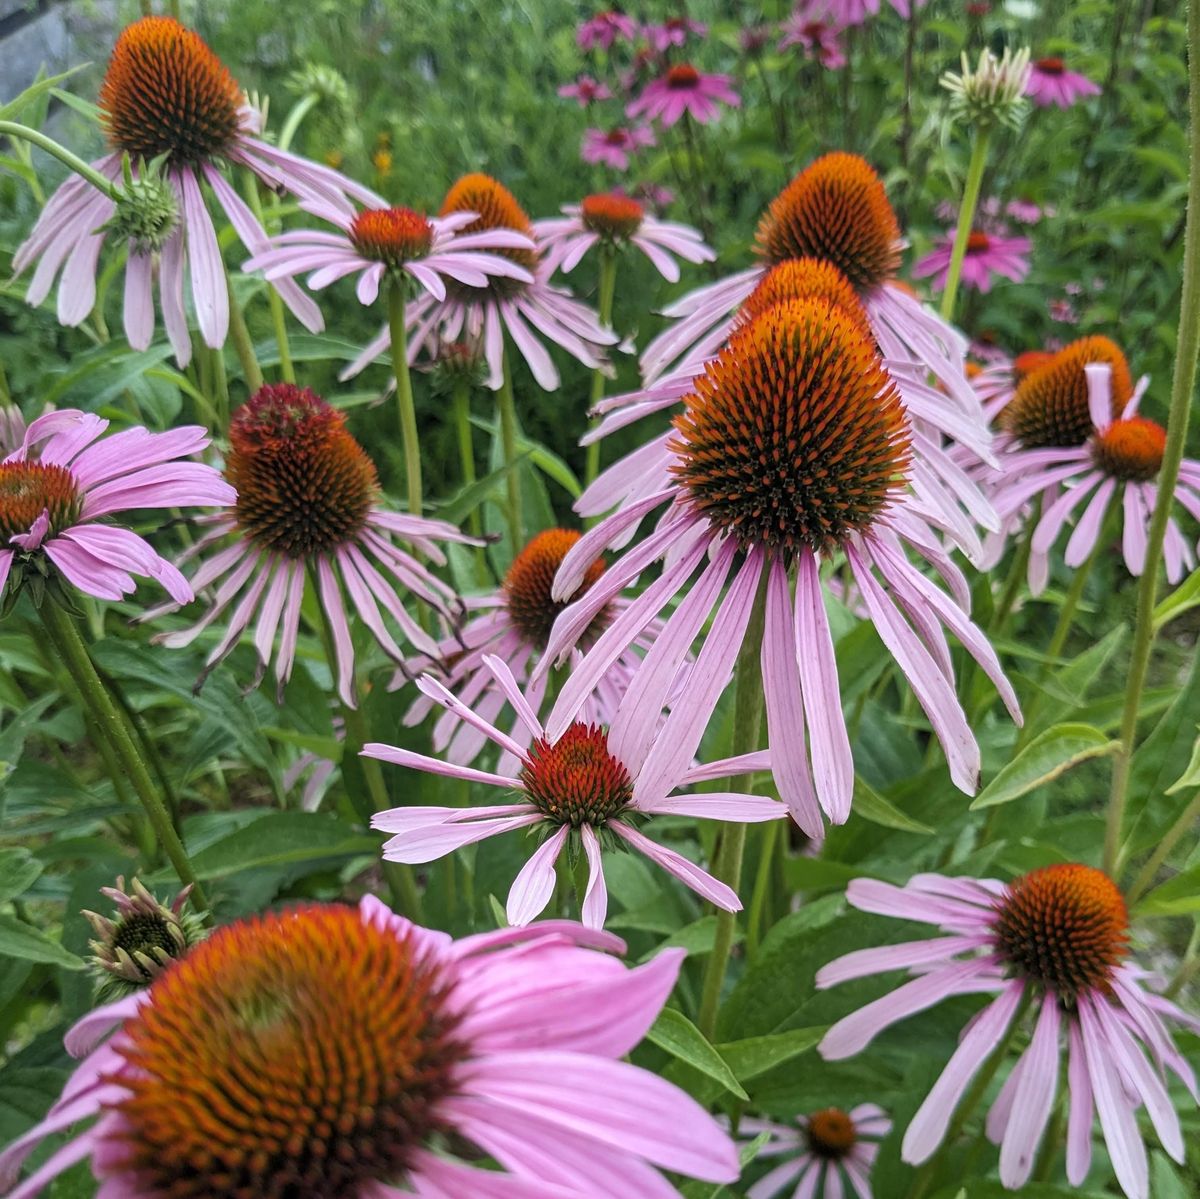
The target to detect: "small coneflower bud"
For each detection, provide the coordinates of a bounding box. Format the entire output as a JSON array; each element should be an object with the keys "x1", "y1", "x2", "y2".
[
  {"x1": 349, "y1": 206, "x2": 435, "y2": 267},
  {"x1": 941, "y1": 45, "x2": 1032, "y2": 129},
  {"x1": 806, "y1": 1108, "x2": 859, "y2": 1159},
  {"x1": 735, "y1": 257, "x2": 871, "y2": 333},
  {"x1": 520, "y1": 722, "x2": 635, "y2": 827},
  {"x1": 84, "y1": 876, "x2": 204, "y2": 1000},
  {"x1": 671, "y1": 298, "x2": 911, "y2": 555},
  {"x1": 99, "y1": 16, "x2": 244, "y2": 163},
  {"x1": 503, "y1": 528, "x2": 607, "y2": 647},
  {"x1": 580, "y1": 192, "x2": 646, "y2": 241},
  {"x1": 227, "y1": 383, "x2": 377, "y2": 557},
  {"x1": 423, "y1": 338, "x2": 488, "y2": 390},
  {"x1": 439, "y1": 172, "x2": 539, "y2": 295},
  {"x1": 1091, "y1": 415, "x2": 1167, "y2": 481},
  {"x1": 755, "y1": 153, "x2": 902, "y2": 292},
  {"x1": 286, "y1": 62, "x2": 352, "y2": 117},
  {"x1": 103, "y1": 155, "x2": 180, "y2": 254},
  {"x1": 992, "y1": 864, "x2": 1128, "y2": 1001},
  {"x1": 1001, "y1": 335, "x2": 1132, "y2": 447}
]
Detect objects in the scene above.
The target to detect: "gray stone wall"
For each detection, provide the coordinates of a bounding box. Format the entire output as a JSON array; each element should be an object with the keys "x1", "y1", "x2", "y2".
[{"x1": 0, "y1": 1, "x2": 117, "y2": 108}]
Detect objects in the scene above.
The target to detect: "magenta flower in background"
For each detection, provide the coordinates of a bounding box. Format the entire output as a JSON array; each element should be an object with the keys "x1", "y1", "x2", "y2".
[
  {"x1": 0, "y1": 898, "x2": 741, "y2": 1198},
  {"x1": 367, "y1": 655, "x2": 787, "y2": 928},
  {"x1": 536, "y1": 193, "x2": 713, "y2": 281},
  {"x1": 577, "y1": 9, "x2": 638, "y2": 50},
  {"x1": 243, "y1": 200, "x2": 534, "y2": 312},
  {"x1": 779, "y1": 11, "x2": 848, "y2": 69},
  {"x1": 13, "y1": 16, "x2": 377, "y2": 367},
  {"x1": 558, "y1": 74, "x2": 614, "y2": 104},
  {"x1": 913, "y1": 229, "x2": 1032, "y2": 293},
  {"x1": 145, "y1": 384, "x2": 473, "y2": 707},
  {"x1": 644, "y1": 17, "x2": 708, "y2": 52},
  {"x1": 627, "y1": 64, "x2": 741, "y2": 127},
  {"x1": 582, "y1": 124, "x2": 656, "y2": 169},
  {"x1": 818, "y1": 867, "x2": 1197, "y2": 1199},
  {"x1": 1026, "y1": 56, "x2": 1101, "y2": 107},
  {"x1": 1002, "y1": 197, "x2": 1048, "y2": 224},
  {"x1": 1049, "y1": 296, "x2": 1080, "y2": 323},
  {"x1": 0, "y1": 410, "x2": 232, "y2": 606},
  {"x1": 738, "y1": 1105, "x2": 892, "y2": 1198}
]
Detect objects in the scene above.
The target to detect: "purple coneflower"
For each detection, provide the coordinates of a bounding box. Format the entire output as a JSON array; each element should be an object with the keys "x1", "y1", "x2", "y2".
[
  {"x1": 0, "y1": 409, "x2": 231, "y2": 605},
  {"x1": 541, "y1": 299, "x2": 1020, "y2": 837},
  {"x1": 13, "y1": 17, "x2": 378, "y2": 366},
  {"x1": 1026, "y1": 56, "x2": 1101, "y2": 108},
  {"x1": 0, "y1": 899, "x2": 740, "y2": 1198},
  {"x1": 627, "y1": 64, "x2": 740, "y2": 127},
  {"x1": 578, "y1": 9, "x2": 639, "y2": 51},
  {"x1": 341, "y1": 174, "x2": 617, "y2": 391},
  {"x1": 913, "y1": 229, "x2": 1032, "y2": 294},
  {"x1": 739, "y1": 1105, "x2": 892, "y2": 1198},
  {"x1": 367, "y1": 654, "x2": 786, "y2": 928},
  {"x1": 558, "y1": 74, "x2": 613, "y2": 104},
  {"x1": 536, "y1": 193, "x2": 713, "y2": 282},
  {"x1": 818, "y1": 866, "x2": 1197, "y2": 1198},
  {"x1": 146, "y1": 384, "x2": 471, "y2": 705},
  {"x1": 582, "y1": 124, "x2": 657, "y2": 169},
  {"x1": 779, "y1": 11, "x2": 848, "y2": 69},
  {"x1": 644, "y1": 17, "x2": 708, "y2": 52}
]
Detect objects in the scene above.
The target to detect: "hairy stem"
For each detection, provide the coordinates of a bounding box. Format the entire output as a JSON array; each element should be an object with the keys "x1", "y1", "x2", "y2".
[
  {"x1": 0, "y1": 122, "x2": 120, "y2": 198},
  {"x1": 497, "y1": 351, "x2": 523, "y2": 549},
  {"x1": 584, "y1": 245, "x2": 618, "y2": 491},
  {"x1": 939, "y1": 127, "x2": 992, "y2": 322},
  {"x1": 388, "y1": 281, "x2": 423, "y2": 516}
]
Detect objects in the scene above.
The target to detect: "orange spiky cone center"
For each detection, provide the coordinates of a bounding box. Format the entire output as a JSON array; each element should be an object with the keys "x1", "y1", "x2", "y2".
[
  {"x1": 350, "y1": 208, "x2": 435, "y2": 266},
  {"x1": 106, "y1": 905, "x2": 465, "y2": 1198},
  {"x1": 807, "y1": 1108, "x2": 858, "y2": 1158},
  {"x1": 755, "y1": 152, "x2": 901, "y2": 291},
  {"x1": 670, "y1": 298, "x2": 911, "y2": 556},
  {"x1": 581, "y1": 193, "x2": 645, "y2": 240},
  {"x1": 1092, "y1": 416, "x2": 1166, "y2": 482},
  {"x1": 735, "y1": 258, "x2": 871, "y2": 334},
  {"x1": 1013, "y1": 349, "x2": 1054, "y2": 380},
  {"x1": 438, "y1": 173, "x2": 537, "y2": 298},
  {"x1": 666, "y1": 63, "x2": 701, "y2": 88},
  {"x1": 0, "y1": 463, "x2": 82, "y2": 541},
  {"x1": 503, "y1": 528, "x2": 608, "y2": 648},
  {"x1": 966, "y1": 231, "x2": 991, "y2": 254},
  {"x1": 99, "y1": 16, "x2": 243, "y2": 163},
  {"x1": 1036, "y1": 57, "x2": 1066, "y2": 74},
  {"x1": 520, "y1": 722, "x2": 634, "y2": 827},
  {"x1": 227, "y1": 384, "x2": 376, "y2": 557}
]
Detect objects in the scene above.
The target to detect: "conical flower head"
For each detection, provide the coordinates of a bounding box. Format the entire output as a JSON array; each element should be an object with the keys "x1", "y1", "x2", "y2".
[
  {"x1": 520, "y1": 722, "x2": 635, "y2": 827},
  {"x1": 0, "y1": 463, "x2": 81, "y2": 543},
  {"x1": 503, "y1": 527, "x2": 607, "y2": 646},
  {"x1": 1092, "y1": 415, "x2": 1166, "y2": 482},
  {"x1": 1001, "y1": 336, "x2": 1132, "y2": 448},
  {"x1": 228, "y1": 383, "x2": 377, "y2": 557},
  {"x1": 109, "y1": 905, "x2": 465, "y2": 1197},
  {"x1": 735, "y1": 257, "x2": 871, "y2": 333},
  {"x1": 755, "y1": 153, "x2": 902, "y2": 291},
  {"x1": 806, "y1": 1107, "x2": 859, "y2": 1159},
  {"x1": 992, "y1": 863, "x2": 1128, "y2": 1001},
  {"x1": 670, "y1": 298, "x2": 911, "y2": 555},
  {"x1": 580, "y1": 192, "x2": 646, "y2": 241},
  {"x1": 99, "y1": 17, "x2": 243, "y2": 164},
  {"x1": 349, "y1": 207, "x2": 435, "y2": 267},
  {"x1": 439, "y1": 172, "x2": 539, "y2": 295}
]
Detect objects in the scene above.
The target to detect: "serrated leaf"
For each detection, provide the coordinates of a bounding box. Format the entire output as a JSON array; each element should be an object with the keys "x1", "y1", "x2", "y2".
[
  {"x1": 970, "y1": 724, "x2": 1117, "y2": 809},
  {"x1": 852, "y1": 776, "x2": 933, "y2": 834},
  {"x1": 0, "y1": 915, "x2": 84, "y2": 970},
  {"x1": 647, "y1": 1008, "x2": 747, "y2": 1099}
]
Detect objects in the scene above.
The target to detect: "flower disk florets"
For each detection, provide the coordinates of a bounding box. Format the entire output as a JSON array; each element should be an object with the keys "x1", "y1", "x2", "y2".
[
  {"x1": 227, "y1": 383, "x2": 377, "y2": 558},
  {"x1": 992, "y1": 864, "x2": 1128, "y2": 1001},
  {"x1": 670, "y1": 298, "x2": 911, "y2": 556},
  {"x1": 1092, "y1": 416, "x2": 1166, "y2": 482},
  {"x1": 666, "y1": 63, "x2": 701, "y2": 89},
  {"x1": 439, "y1": 172, "x2": 538, "y2": 299},
  {"x1": 105, "y1": 905, "x2": 465, "y2": 1198},
  {"x1": 99, "y1": 17, "x2": 244, "y2": 164},
  {"x1": 581, "y1": 193, "x2": 645, "y2": 241},
  {"x1": 520, "y1": 723, "x2": 634, "y2": 828},
  {"x1": 735, "y1": 258, "x2": 870, "y2": 333},
  {"x1": 503, "y1": 528, "x2": 607, "y2": 647},
  {"x1": 755, "y1": 154, "x2": 901, "y2": 291},
  {"x1": 0, "y1": 462, "x2": 81, "y2": 542},
  {"x1": 350, "y1": 207, "x2": 436, "y2": 267},
  {"x1": 806, "y1": 1108, "x2": 858, "y2": 1159},
  {"x1": 1001, "y1": 336, "x2": 1132, "y2": 448}
]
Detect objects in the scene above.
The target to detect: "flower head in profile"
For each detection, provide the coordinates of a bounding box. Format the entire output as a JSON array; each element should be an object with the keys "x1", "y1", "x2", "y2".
[
  {"x1": 779, "y1": 11, "x2": 848, "y2": 69},
  {"x1": 1026, "y1": 56, "x2": 1101, "y2": 108},
  {"x1": 942, "y1": 45, "x2": 1032, "y2": 129},
  {"x1": 541, "y1": 299, "x2": 1019, "y2": 839},
  {"x1": 578, "y1": 9, "x2": 639, "y2": 51},
  {"x1": 738, "y1": 1104, "x2": 892, "y2": 1198},
  {"x1": 913, "y1": 229, "x2": 1032, "y2": 293},
  {"x1": 0, "y1": 899, "x2": 740, "y2": 1198},
  {"x1": 146, "y1": 383, "x2": 472, "y2": 706},
  {"x1": 243, "y1": 199, "x2": 535, "y2": 313},
  {"x1": 13, "y1": 17, "x2": 379, "y2": 365},
  {"x1": 536, "y1": 193, "x2": 713, "y2": 282},
  {"x1": 0, "y1": 409, "x2": 232, "y2": 608},
  {"x1": 341, "y1": 174, "x2": 618, "y2": 391},
  {"x1": 627, "y1": 64, "x2": 740, "y2": 127},
  {"x1": 644, "y1": 17, "x2": 708, "y2": 52},
  {"x1": 368, "y1": 654, "x2": 786, "y2": 928},
  {"x1": 818, "y1": 867, "x2": 1197, "y2": 1199},
  {"x1": 582, "y1": 123, "x2": 656, "y2": 170},
  {"x1": 558, "y1": 74, "x2": 613, "y2": 105}
]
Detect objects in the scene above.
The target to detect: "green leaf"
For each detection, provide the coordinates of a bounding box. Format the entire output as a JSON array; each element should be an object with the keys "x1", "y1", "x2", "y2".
[
  {"x1": 471, "y1": 415, "x2": 581, "y2": 499},
  {"x1": 1165, "y1": 730, "x2": 1200, "y2": 794},
  {"x1": 646, "y1": 1008, "x2": 748, "y2": 1099},
  {"x1": 716, "y1": 1026, "x2": 826, "y2": 1083},
  {"x1": 1036, "y1": 623, "x2": 1127, "y2": 708},
  {"x1": 0, "y1": 915, "x2": 84, "y2": 970},
  {"x1": 1153, "y1": 564, "x2": 1200, "y2": 630},
  {"x1": 852, "y1": 776, "x2": 933, "y2": 834},
  {"x1": 0, "y1": 65, "x2": 88, "y2": 120},
  {"x1": 970, "y1": 724, "x2": 1117, "y2": 809},
  {"x1": 261, "y1": 727, "x2": 344, "y2": 764},
  {"x1": 679, "y1": 1133, "x2": 770, "y2": 1198},
  {"x1": 1135, "y1": 865, "x2": 1200, "y2": 916},
  {"x1": 0, "y1": 849, "x2": 43, "y2": 904},
  {"x1": 186, "y1": 813, "x2": 377, "y2": 881},
  {"x1": 436, "y1": 459, "x2": 523, "y2": 526}
]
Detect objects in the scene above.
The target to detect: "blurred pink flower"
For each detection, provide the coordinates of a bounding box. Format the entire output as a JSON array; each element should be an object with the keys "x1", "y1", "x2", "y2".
[
  {"x1": 913, "y1": 230, "x2": 1031, "y2": 293},
  {"x1": 644, "y1": 17, "x2": 707, "y2": 52},
  {"x1": 1049, "y1": 297, "x2": 1079, "y2": 323},
  {"x1": 779, "y1": 12, "x2": 847, "y2": 69},
  {"x1": 627, "y1": 64, "x2": 740, "y2": 126},
  {"x1": 558, "y1": 74, "x2": 614, "y2": 104},
  {"x1": 1005, "y1": 197, "x2": 1049, "y2": 224},
  {"x1": 1026, "y1": 57, "x2": 1101, "y2": 107},
  {"x1": 582, "y1": 124, "x2": 656, "y2": 169},
  {"x1": 578, "y1": 9, "x2": 638, "y2": 50},
  {"x1": 629, "y1": 181, "x2": 676, "y2": 211}
]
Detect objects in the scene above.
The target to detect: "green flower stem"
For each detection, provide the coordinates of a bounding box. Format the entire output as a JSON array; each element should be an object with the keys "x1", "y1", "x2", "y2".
[
  {"x1": 40, "y1": 601, "x2": 209, "y2": 911},
  {"x1": 278, "y1": 92, "x2": 321, "y2": 154},
  {"x1": 1126, "y1": 788, "x2": 1200, "y2": 906},
  {"x1": 0, "y1": 122, "x2": 120, "y2": 200},
  {"x1": 0, "y1": 357, "x2": 12, "y2": 407},
  {"x1": 939, "y1": 126, "x2": 992, "y2": 323},
  {"x1": 745, "y1": 819, "x2": 780, "y2": 958},
  {"x1": 1105, "y1": 0, "x2": 1200, "y2": 877},
  {"x1": 452, "y1": 381, "x2": 490, "y2": 584},
  {"x1": 387, "y1": 281, "x2": 423, "y2": 517},
  {"x1": 696, "y1": 576, "x2": 769, "y2": 1040},
  {"x1": 497, "y1": 350, "x2": 523, "y2": 549},
  {"x1": 226, "y1": 271, "x2": 264, "y2": 395},
  {"x1": 241, "y1": 171, "x2": 294, "y2": 384},
  {"x1": 1032, "y1": 1099, "x2": 1067, "y2": 1181},
  {"x1": 1166, "y1": 925, "x2": 1200, "y2": 999},
  {"x1": 584, "y1": 246, "x2": 618, "y2": 492}
]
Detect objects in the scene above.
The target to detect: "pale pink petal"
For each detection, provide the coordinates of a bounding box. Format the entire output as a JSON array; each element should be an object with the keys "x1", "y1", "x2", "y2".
[
  {"x1": 610, "y1": 821, "x2": 738, "y2": 910},
  {"x1": 999, "y1": 997, "x2": 1060, "y2": 1187},
  {"x1": 579, "y1": 823, "x2": 608, "y2": 929},
  {"x1": 507, "y1": 825, "x2": 569, "y2": 926}
]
